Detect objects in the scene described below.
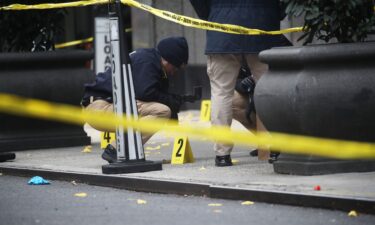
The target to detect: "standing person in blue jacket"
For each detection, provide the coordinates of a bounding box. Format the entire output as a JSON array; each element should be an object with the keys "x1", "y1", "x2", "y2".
[
  {"x1": 189, "y1": 0, "x2": 291, "y2": 166},
  {"x1": 82, "y1": 36, "x2": 189, "y2": 163}
]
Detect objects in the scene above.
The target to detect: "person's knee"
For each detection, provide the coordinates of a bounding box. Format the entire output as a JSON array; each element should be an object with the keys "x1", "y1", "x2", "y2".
[
  {"x1": 84, "y1": 101, "x2": 115, "y2": 132},
  {"x1": 159, "y1": 104, "x2": 172, "y2": 118}
]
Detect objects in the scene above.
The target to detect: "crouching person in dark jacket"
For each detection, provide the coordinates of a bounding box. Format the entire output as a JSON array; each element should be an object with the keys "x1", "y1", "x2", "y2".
[{"x1": 82, "y1": 37, "x2": 189, "y2": 163}]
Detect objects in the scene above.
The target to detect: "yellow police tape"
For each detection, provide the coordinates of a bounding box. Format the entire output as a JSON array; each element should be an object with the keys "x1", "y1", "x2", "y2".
[
  {"x1": 0, "y1": 0, "x2": 108, "y2": 10},
  {"x1": 0, "y1": 93, "x2": 375, "y2": 160},
  {"x1": 122, "y1": 0, "x2": 303, "y2": 35},
  {"x1": 1, "y1": 0, "x2": 303, "y2": 35},
  {"x1": 55, "y1": 28, "x2": 131, "y2": 49},
  {"x1": 55, "y1": 37, "x2": 93, "y2": 49}
]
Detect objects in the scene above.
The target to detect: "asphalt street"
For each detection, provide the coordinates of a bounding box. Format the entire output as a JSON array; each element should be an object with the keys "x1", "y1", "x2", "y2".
[{"x1": 0, "y1": 175, "x2": 374, "y2": 225}]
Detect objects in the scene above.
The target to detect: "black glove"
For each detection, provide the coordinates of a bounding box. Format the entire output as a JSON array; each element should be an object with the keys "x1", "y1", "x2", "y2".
[
  {"x1": 236, "y1": 76, "x2": 256, "y2": 95},
  {"x1": 241, "y1": 76, "x2": 256, "y2": 94},
  {"x1": 170, "y1": 95, "x2": 182, "y2": 120},
  {"x1": 169, "y1": 94, "x2": 183, "y2": 116}
]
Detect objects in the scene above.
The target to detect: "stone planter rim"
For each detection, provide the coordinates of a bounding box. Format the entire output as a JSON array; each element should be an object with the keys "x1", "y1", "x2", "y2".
[
  {"x1": 259, "y1": 41, "x2": 375, "y2": 66},
  {"x1": 0, "y1": 50, "x2": 94, "y2": 66}
]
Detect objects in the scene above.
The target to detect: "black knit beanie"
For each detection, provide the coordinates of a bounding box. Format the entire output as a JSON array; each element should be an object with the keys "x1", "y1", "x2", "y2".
[{"x1": 157, "y1": 37, "x2": 189, "y2": 68}]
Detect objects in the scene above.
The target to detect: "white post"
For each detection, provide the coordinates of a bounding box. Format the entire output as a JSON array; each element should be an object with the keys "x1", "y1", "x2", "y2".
[
  {"x1": 102, "y1": 1, "x2": 161, "y2": 174},
  {"x1": 94, "y1": 17, "x2": 111, "y2": 74}
]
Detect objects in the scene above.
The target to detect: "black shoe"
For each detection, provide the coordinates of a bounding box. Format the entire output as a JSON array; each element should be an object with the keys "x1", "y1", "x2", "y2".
[
  {"x1": 249, "y1": 149, "x2": 258, "y2": 157},
  {"x1": 102, "y1": 144, "x2": 117, "y2": 163},
  {"x1": 215, "y1": 155, "x2": 233, "y2": 167},
  {"x1": 268, "y1": 152, "x2": 280, "y2": 164}
]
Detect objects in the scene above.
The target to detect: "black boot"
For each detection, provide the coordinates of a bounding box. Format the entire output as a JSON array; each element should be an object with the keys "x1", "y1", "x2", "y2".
[
  {"x1": 268, "y1": 152, "x2": 280, "y2": 164},
  {"x1": 102, "y1": 144, "x2": 117, "y2": 163},
  {"x1": 249, "y1": 149, "x2": 258, "y2": 157},
  {"x1": 215, "y1": 155, "x2": 233, "y2": 167}
]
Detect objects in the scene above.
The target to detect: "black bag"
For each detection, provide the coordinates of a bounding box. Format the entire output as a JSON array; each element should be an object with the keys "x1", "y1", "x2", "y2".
[
  {"x1": 235, "y1": 55, "x2": 256, "y2": 122},
  {"x1": 235, "y1": 55, "x2": 255, "y2": 94}
]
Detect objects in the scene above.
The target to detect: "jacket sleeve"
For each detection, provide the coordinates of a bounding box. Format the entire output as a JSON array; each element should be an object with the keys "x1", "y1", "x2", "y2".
[
  {"x1": 189, "y1": 0, "x2": 210, "y2": 20},
  {"x1": 155, "y1": 92, "x2": 182, "y2": 115},
  {"x1": 83, "y1": 69, "x2": 113, "y2": 100},
  {"x1": 132, "y1": 62, "x2": 182, "y2": 114}
]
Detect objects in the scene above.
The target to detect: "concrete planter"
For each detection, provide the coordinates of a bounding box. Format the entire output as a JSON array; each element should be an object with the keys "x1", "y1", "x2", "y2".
[
  {"x1": 255, "y1": 41, "x2": 375, "y2": 175},
  {"x1": 0, "y1": 50, "x2": 95, "y2": 152}
]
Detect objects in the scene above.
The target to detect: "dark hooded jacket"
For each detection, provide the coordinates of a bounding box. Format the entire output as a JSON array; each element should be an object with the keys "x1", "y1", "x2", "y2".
[
  {"x1": 189, "y1": 0, "x2": 290, "y2": 54},
  {"x1": 83, "y1": 48, "x2": 181, "y2": 115}
]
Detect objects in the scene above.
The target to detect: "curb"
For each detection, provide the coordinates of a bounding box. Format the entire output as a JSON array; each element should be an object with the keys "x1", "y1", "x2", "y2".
[{"x1": 1, "y1": 166, "x2": 374, "y2": 214}]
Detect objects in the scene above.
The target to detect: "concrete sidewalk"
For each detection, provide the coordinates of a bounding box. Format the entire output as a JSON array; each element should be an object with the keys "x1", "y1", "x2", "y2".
[{"x1": 1, "y1": 110, "x2": 375, "y2": 214}]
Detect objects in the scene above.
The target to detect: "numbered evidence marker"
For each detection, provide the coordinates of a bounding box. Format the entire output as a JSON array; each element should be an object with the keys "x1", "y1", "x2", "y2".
[
  {"x1": 100, "y1": 132, "x2": 116, "y2": 149},
  {"x1": 200, "y1": 100, "x2": 211, "y2": 122},
  {"x1": 171, "y1": 136, "x2": 194, "y2": 164}
]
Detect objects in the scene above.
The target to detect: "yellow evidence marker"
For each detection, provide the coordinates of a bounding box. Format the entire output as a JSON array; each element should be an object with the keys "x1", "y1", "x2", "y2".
[
  {"x1": 100, "y1": 132, "x2": 116, "y2": 149},
  {"x1": 200, "y1": 100, "x2": 211, "y2": 122},
  {"x1": 171, "y1": 136, "x2": 194, "y2": 164}
]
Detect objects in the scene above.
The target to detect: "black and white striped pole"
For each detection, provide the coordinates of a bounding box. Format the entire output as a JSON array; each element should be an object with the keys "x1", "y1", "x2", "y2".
[{"x1": 102, "y1": 0, "x2": 162, "y2": 174}]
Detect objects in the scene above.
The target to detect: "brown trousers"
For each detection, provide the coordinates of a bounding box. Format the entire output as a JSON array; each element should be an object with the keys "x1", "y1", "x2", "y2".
[{"x1": 85, "y1": 99, "x2": 171, "y2": 144}]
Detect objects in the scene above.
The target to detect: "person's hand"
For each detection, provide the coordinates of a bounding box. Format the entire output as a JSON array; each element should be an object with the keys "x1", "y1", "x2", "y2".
[
  {"x1": 240, "y1": 76, "x2": 256, "y2": 94},
  {"x1": 170, "y1": 94, "x2": 183, "y2": 114}
]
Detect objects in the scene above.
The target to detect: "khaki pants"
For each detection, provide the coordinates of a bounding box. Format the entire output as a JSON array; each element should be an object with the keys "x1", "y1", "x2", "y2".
[
  {"x1": 207, "y1": 54, "x2": 269, "y2": 158},
  {"x1": 85, "y1": 99, "x2": 171, "y2": 144}
]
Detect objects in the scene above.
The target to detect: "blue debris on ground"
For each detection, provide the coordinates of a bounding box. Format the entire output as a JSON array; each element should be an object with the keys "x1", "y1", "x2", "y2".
[{"x1": 28, "y1": 176, "x2": 50, "y2": 185}]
